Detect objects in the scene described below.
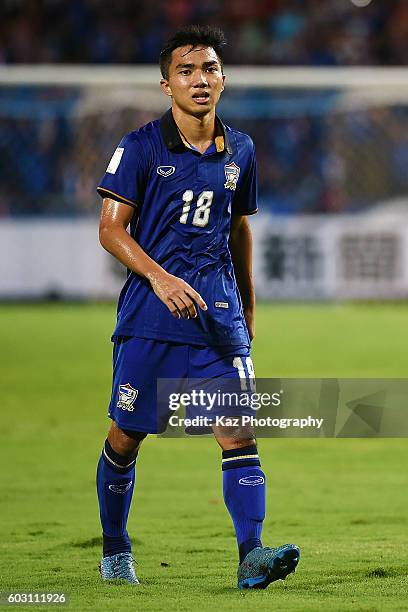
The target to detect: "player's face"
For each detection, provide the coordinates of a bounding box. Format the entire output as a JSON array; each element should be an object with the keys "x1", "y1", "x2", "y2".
[{"x1": 160, "y1": 45, "x2": 225, "y2": 117}]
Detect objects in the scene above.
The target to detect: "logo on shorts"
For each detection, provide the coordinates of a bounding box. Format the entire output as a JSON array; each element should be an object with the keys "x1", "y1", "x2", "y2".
[
  {"x1": 224, "y1": 162, "x2": 240, "y2": 191},
  {"x1": 117, "y1": 383, "x2": 138, "y2": 411},
  {"x1": 108, "y1": 480, "x2": 133, "y2": 494},
  {"x1": 157, "y1": 165, "x2": 176, "y2": 177},
  {"x1": 238, "y1": 475, "x2": 265, "y2": 486}
]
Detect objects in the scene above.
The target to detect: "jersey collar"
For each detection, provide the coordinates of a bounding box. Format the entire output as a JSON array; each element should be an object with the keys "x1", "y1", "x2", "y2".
[{"x1": 159, "y1": 108, "x2": 232, "y2": 154}]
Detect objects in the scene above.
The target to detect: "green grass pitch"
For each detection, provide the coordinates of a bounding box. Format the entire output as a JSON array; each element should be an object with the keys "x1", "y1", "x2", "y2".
[{"x1": 0, "y1": 303, "x2": 407, "y2": 611}]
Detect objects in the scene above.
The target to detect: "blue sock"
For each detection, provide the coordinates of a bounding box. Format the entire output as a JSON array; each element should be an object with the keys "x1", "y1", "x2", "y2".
[
  {"x1": 222, "y1": 445, "x2": 266, "y2": 563},
  {"x1": 96, "y1": 439, "x2": 137, "y2": 557}
]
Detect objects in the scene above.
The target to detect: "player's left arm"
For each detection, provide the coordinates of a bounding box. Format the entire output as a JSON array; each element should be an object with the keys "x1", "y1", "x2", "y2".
[{"x1": 229, "y1": 215, "x2": 255, "y2": 340}]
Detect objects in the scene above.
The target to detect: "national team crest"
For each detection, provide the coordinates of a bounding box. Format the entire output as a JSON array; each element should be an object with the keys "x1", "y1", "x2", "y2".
[
  {"x1": 117, "y1": 383, "x2": 138, "y2": 411},
  {"x1": 224, "y1": 162, "x2": 240, "y2": 191}
]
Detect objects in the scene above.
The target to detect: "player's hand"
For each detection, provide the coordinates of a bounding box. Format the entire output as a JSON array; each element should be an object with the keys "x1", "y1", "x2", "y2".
[
  {"x1": 147, "y1": 270, "x2": 208, "y2": 320},
  {"x1": 244, "y1": 308, "x2": 255, "y2": 341}
]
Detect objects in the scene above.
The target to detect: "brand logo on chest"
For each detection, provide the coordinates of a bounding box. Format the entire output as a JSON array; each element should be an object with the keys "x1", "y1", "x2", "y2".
[{"x1": 157, "y1": 165, "x2": 176, "y2": 177}]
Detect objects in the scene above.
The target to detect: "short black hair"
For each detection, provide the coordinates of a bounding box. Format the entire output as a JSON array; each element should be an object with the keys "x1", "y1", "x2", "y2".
[{"x1": 159, "y1": 25, "x2": 227, "y2": 80}]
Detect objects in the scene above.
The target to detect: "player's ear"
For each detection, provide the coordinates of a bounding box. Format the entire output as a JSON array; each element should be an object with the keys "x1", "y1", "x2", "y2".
[
  {"x1": 160, "y1": 79, "x2": 172, "y2": 97},
  {"x1": 221, "y1": 74, "x2": 226, "y2": 92}
]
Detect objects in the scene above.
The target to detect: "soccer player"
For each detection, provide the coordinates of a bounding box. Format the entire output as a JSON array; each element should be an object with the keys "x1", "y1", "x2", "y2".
[{"x1": 96, "y1": 25, "x2": 300, "y2": 589}]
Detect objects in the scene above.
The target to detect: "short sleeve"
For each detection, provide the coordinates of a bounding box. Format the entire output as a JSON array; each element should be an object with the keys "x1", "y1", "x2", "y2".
[
  {"x1": 96, "y1": 133, "x2": 147, "y2": 208},
  {"x1": 232, "y1": 140, "x2": 258, "y2": 216}
]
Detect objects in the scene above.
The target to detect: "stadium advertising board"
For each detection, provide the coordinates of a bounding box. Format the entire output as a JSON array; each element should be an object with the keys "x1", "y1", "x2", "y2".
[{"x1": 1, "y1": 212, "x2": 408, "y2": 300}]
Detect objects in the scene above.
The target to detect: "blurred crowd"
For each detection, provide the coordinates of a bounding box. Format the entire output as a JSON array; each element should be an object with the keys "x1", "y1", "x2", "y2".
[
  {"x1": 1, "y1": 0, "x2": 407, "y2": 217},
  {"x1": 0, "y1": 0, "x2": 407, "y2": 66},
  {"x1": 1, "y1": 88, "x2": 407, "y2": 217}
]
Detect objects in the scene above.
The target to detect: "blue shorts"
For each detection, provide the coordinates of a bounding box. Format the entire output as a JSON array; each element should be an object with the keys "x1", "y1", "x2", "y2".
[{"x1": 108, "y1": 337, "x2": 253, "y2": 434}]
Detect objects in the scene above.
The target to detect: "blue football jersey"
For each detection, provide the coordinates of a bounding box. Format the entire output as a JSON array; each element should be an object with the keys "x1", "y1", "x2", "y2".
[{"x1": 97, "y1": 109, "x2": 258, "y2": 347}]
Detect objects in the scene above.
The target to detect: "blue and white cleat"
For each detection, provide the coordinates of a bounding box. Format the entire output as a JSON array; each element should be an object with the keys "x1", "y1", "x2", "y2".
[
  {"x1": 237, "y1": 544, "x2": 300, "y2": 590},
  {"x1": 99, "y1": 552, "x2": 140, "y2": 584}
]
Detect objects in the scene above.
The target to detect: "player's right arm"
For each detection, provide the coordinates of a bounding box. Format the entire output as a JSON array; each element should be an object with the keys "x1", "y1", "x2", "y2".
[{"x1": 99, "y1": 197, "x2": 207, "y2": 320}]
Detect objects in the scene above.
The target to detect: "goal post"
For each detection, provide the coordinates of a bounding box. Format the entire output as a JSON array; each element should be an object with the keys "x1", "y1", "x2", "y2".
[{"x1": 1, "y1": 65, "x2": 408, "y2": 87}]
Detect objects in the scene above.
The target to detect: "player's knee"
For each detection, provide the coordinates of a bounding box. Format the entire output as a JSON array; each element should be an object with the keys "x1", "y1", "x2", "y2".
[
  {"x1": 107, "y1": 422, "x2": 147, "y2": 457},
  {"x1": 122, "y1": 428, "x2": 147, "y2": 446},
  {"x1": 221, "y1": 438, "x2": 256, "y2": 451},
  {"x1": 213, "y1": 424, "x2": 256, "y2": 451},
  {"x1": 216, "y1": 433, "x2": 257, "y2": 451}
]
